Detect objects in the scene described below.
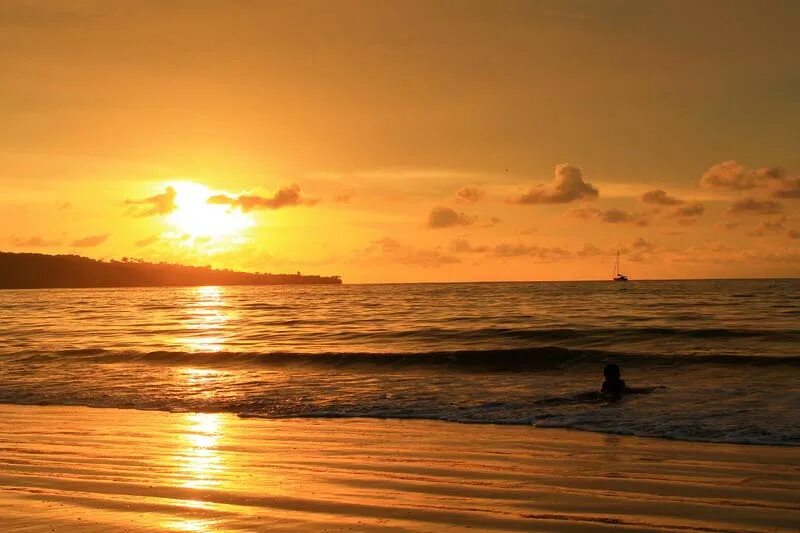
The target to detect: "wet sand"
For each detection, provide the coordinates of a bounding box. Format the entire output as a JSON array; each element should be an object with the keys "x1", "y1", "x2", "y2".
[{"x1": 0, "y1": 405, "x2": 798, "y2": 532}]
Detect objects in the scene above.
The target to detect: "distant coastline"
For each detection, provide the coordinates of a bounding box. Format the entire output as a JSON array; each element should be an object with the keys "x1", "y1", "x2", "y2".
[{"x1": 0, "y1": 251, "x2": 342, "y2": 289}]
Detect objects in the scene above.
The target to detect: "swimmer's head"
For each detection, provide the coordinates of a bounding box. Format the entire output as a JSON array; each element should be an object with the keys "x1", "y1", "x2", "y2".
[{"x1": 603, "y1": 363, "x2": 621, "y2": 380}]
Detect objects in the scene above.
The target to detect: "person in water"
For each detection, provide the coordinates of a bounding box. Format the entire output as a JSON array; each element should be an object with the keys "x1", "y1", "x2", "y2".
[{"x1": 600, "y1": 363, "x2": 627, "y2": 400}]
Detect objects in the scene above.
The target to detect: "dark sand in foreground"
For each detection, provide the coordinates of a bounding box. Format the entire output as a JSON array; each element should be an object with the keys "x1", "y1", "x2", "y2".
[{"x1": 0, "y1": 405, "x2": 798, "y2": 532}]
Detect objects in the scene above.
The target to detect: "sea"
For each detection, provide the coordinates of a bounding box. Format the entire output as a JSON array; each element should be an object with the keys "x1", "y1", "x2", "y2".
[{"x1": 1, "y1": 279, "x2": 798, "y2": 445}]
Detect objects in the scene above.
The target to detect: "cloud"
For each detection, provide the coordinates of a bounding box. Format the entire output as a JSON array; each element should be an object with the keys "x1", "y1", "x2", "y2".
[
  {"x1": 632, "y1": 237, "x2": 654, "y2": 251},
  {"x1": 749, "y1": 217, "x2": 786, "y2": 237},
  {"x1": 600, "y1": 209, "x2": 643, "y2": 224},
  {"x1": 10, "y1": 236, "x2": 61, "y2": 247},
  {"x1": 727, "y1": 197, "x2": 782, "y2": 215},
  {"x1": 70, "y1": 234, "x2": 110, "y2": 247},
  {"x1": 126, "y1": 186, "x2": 177, "y2": 217},
  {"x1": 641, "y1": 189, "x2": 684, "y2": 206},
  {"x1": 768, "y1": 176, "x2": 800, "y2": 199},
  {"x1": 700, "y1": 161, "x2": 783, "y2": 190},
  {"x1": 333, "y1": 193, "x2": 353, "y2": 203},
  {"x1": 576, "y1": 243, "x2": 604, "y2": 258},
  {"x1": 748, "y1": 217, "x2": 800, "y2": 240},
  {"x1": 208, "y1": 184, "x2": 314, "y2": 212},
  {"x1": 492, "y1": 243, "x2": 572, "y2": 261},
  {"x1": 659, "y1": 244, "x2": 800, "y2": 267},
  {"x1": 667, "y1": 202, "x2": 705, "y2": 225},
  {"x1": 483, "y1": 216, "x2": 502, "y2": 228},
  {"x1": 671, "y1": 203, "x2": 704, "y2": 218},
  {"x1": 513, "y1": 164, "x2": 598, "y2": 204},
  {"x1": 367, "y1": 237, "x2": 460, "y2": 267},
  {"x1": 624, "y1": 237, "x2": 658, "y2": 262},
  {"x1": 701, "y1": 161, "x2": 800, "y2": 199},
  {"x1": 135, "y1": 235, "x2": 160, "y2": 247},
  {"x1": 756, "y1": 249, "x2": 800, "y2": 263},
  {"x1": 447, "y1": 239, "x2": 667, "y2": 264},
  {"x1": 639, "y1": 190, "x2": 703, "y2": 223},
  {"x1": 450, "y1": 238, "x2": 489, "y2": 254},
  {"x1": 568, "y1": 207, "x2": 648, "y2": 226},
  {"x1": 427, "y1": 206, "x2": 476, "y2": 229},
  {"x1": 455, "y1": 186, "x2": 485, "y2": 203}
]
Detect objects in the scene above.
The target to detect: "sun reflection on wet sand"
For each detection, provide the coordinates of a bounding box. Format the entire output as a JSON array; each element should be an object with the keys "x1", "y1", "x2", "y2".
[
  {"x1": 157, "y1": 413, "x2": 228, "y2": 532},
  {"x1": 179, "y1": 413, "x2": 225, "y2": 490},
  {"x1": 2, "y1": 405, "x2": 797, "y2": 533},
  {"x1": 176, "y1": 286, "x2": 231, "y2": 352},
  {"x1": 161, "y1": 518, "x2": 217, "y2": 532}
]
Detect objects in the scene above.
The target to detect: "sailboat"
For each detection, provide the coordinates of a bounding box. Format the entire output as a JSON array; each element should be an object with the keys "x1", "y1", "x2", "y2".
[{"x1": 612, "y1": 250, "x2": 628, "y2": 281}]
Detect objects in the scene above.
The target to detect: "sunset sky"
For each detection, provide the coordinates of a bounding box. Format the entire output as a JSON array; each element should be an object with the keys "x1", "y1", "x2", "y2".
[{"x1": 2, "y1": 0, "x2": 799, "y2": 282}]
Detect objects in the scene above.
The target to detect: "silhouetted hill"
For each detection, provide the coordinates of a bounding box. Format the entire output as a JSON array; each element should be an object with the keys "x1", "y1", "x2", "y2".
[{"x1": 0, "y1": 252, "x2": 342, "y2": 289}]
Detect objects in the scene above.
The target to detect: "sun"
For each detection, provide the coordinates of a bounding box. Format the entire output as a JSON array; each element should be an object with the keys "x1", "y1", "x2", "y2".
[{"x1": 165, "y1": 181, "x2": 253, "y2": 239}]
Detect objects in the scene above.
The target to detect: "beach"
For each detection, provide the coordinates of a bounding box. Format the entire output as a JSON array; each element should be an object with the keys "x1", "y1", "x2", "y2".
[
  {"x1": 3, "y1": 1, "x2": 800, "y2": 529},
  {"x1": 1, "y1": 405, "x2": 798, "y2": 532}
]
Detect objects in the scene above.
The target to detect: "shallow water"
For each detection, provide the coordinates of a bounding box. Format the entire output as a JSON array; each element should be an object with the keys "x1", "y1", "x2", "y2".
[{"x1": 1, "y1": 279, "x2": 798, "y2": 444}]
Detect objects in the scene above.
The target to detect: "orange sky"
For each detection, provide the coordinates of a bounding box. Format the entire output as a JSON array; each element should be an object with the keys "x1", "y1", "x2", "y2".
[{"x1": 2, "y1": 1, "x2": 799, "y2": 282}]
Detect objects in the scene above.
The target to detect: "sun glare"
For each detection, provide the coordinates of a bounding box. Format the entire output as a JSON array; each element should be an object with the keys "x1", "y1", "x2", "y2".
[{"x1": 166, "y1": 181, "x2": 252, "y2": 240}]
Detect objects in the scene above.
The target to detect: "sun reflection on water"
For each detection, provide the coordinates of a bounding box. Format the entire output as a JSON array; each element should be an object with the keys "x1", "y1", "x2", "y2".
[
  {"x1": 180, "y1": 367, "x2": 226, "y2": 399},
  {"x1": 176, "y1": 286, "x2": 231, "y2": 352}
]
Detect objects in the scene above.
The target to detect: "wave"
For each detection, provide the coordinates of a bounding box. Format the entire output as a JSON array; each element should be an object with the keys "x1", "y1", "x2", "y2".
[
  {"x1": 332, "y1": 325, "x2": 800, "y2": 342},
  {"x1": 9, "y1": 346, "x2": 800, "y2": 370},
  {"x1": 2, "y1": 349, "x2": 798, "y2": 446}
]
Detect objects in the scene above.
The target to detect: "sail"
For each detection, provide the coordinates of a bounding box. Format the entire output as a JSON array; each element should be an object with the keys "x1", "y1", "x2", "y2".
[{"x1": 612, "y1": 249, "x2": 628, "y2": 281}]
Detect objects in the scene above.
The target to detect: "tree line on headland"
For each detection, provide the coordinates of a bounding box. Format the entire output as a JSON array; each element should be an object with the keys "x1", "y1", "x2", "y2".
[{"x1": 0, "y1": 251, "x2": 342, "y2": 289}]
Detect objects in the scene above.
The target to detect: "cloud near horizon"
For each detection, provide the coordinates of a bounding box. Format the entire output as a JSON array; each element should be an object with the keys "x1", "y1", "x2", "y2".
[
  {"x1": 126, "y1": 186, "x2": 177, "y2": 217},
  {"x1": 748, "y1": 216, "x2": 799, "y2": 240},
  {"x1": 367, "y1": 237, "x2": 460, "y2": 267},
  {"x1": 135, "y1": 235, "x2": 160, "y2": 247},
  {"x1": 70, "y1": 234, "x2": 110, "y2": 247},
  {"x1": 427, "y1": 206, "x2": 476, "y2": 229},
  {"x1": 10, "y1": 236, "x2": 61, "y2": 247},
  {"x1": 492, "y1": 243, "x2": 572, "y2": 261},
  {"x1": 447, "y1": 238, "x2": 660, "y2": 264},
  {"x1": 513, "y1": 164, "x2": 598, "y2": 204},
  {"x1": 207, "y1": 184, "x2": 314, "y2": 212}
]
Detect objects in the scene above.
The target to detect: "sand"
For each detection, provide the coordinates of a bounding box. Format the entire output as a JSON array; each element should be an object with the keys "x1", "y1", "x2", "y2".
[{"x1": 0, "y1": 405, "x2": 798, "y2": 532}]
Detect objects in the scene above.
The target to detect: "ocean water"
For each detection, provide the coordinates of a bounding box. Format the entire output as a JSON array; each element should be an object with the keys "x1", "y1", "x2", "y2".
[{"x1": 1, "y1": 279, "x2": 798, "y2": 445}]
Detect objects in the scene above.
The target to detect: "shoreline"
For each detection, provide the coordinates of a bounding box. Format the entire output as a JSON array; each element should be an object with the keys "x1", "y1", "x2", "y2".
[
  {"x1": 5, "y1": 399, "x2": 798, "y2": 448},
  {"x1": 1, "y1": 404, "x2": 798, "y2": 532}
]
